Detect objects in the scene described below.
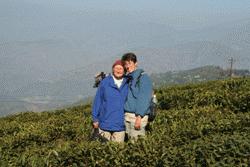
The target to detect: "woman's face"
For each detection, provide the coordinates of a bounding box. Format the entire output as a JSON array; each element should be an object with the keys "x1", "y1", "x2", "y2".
[
  {"x1": 113, "y1": 64, "x2": 124, "y2": 79},
  {"x1": 123, "y1": 60, "x2": 137, "y2": 73}
]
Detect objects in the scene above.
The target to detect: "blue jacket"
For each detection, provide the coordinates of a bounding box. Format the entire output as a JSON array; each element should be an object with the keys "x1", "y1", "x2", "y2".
[
  {"x1": 92, "y1": 75, "x2": 128, "y2": 131},
  {"x1": 124, "y1": 69, "x2": 153, "y2": 117}
]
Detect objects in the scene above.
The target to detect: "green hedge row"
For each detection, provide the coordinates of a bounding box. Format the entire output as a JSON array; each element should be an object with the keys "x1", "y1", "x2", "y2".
[
  {"x1": 156, "y1": 78, "x2": 250, "y2": 113},
  {"x1": 0, "y1": 78, "x2": 249, "y2": 166}
]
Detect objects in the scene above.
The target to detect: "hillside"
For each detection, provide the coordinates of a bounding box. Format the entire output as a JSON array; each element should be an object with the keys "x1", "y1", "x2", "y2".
[
  {"x1": 151, "y1": 65, "x2": 250, "y2": 87},
  {"x1": 0, "y1": 78, "x2": 249, "y2": 166}
]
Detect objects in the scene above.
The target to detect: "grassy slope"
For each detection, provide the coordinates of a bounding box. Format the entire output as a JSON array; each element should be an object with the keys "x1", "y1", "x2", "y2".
[{"x1": 0, "y1": 78, "x2": 249, "y2": 166}]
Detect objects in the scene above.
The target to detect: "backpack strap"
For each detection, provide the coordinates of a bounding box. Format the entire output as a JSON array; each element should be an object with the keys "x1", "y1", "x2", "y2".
[{"x1": 135, "y1": 71, "x2": 145, "y2": 88}]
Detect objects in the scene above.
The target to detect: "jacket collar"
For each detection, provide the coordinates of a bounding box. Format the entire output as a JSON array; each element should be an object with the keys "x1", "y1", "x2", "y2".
[{"x1": 128, "y1": 69, "x2": 144, "y2": 80}]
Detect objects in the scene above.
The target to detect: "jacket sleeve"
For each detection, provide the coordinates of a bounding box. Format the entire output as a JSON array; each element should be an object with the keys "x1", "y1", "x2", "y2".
[
  {"x1": 92, "y1": 84, "x2": 103, "y2": 123},
  {"x1": 135, "y1": 74, "x2": 153, "y2": 117}
]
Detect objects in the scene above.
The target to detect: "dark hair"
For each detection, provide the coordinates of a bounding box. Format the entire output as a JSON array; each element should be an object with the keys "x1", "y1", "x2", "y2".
[{"x1": 121, "y1": 52, "x2": 137, "y2": 63}]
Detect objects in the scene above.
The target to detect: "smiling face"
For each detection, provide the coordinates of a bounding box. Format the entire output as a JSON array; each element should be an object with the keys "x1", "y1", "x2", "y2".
[
  {"x1": 123, "y1": 60, "x2": 137, "y2": 74},
  {"x1": 112, "y1": 64, "x2": 124, "y2": 79}
]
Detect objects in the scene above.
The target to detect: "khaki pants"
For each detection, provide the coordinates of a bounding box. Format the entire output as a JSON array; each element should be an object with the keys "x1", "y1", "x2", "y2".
[
  {"x1": 125, "y1": 112, "x2": 148, "y2": 141},
  {"x1": 99, "y1": 128, "x2": 125, "y2": 142}
]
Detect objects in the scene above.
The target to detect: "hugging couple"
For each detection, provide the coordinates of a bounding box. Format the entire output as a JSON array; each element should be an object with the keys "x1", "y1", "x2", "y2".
[{"x1": 92, "y1": 52, "x2": 153, "y2": 142}]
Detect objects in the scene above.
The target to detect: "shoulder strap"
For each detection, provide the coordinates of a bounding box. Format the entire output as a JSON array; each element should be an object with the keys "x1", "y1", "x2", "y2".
[{"x1": 135, "y1": 71, "x2": 145, "y2": 87}]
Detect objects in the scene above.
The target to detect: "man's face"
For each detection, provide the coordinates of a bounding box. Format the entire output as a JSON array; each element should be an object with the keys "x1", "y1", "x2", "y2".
[
  {"x1": 113, "y1": 65, "x2": 124, "y2": 79},
  {"x1": 124, "y1": 60, "x2": 137, "y2": 73}
]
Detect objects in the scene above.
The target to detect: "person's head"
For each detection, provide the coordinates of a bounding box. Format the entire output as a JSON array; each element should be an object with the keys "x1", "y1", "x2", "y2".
[
  {"x1": 121, "y1": 52, "x2": 137, "y2": 73},
  {"x1": 112, "y1": 60, "x2": 124, "y2": 79}
]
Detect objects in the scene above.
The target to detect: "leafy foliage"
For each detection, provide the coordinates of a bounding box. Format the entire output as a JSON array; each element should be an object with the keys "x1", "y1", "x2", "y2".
[
  {"x1": 156, "y1": 78, "x2": 250, "y2": 113},
  {"x1": 0, "y1": 78, "x2": 249, "y2": 166}
]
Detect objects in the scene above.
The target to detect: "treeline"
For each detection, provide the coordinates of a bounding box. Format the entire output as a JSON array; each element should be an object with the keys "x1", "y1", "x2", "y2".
[{"x1": 151, "y1": 65, "x2": 250, "y2": 87}]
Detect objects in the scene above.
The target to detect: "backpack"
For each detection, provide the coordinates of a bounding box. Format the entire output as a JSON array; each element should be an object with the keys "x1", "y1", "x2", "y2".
[
  {"x1": 93, "y1": 72, "x2": 128, "y2": 88},
  {"x1": 89, "y1": 128, "x2": 109, "y2": 143},
  {"x1": 136, "y1": 72, "x2": 158, "y2": 122},
  {"x1": 93, "y1": 72, "x2": 108, "y2": 88}
]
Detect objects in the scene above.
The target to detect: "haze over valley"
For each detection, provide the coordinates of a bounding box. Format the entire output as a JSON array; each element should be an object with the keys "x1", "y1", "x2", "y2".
[{"x1": 1, "y1": 0, "x2": 250, "y2": 116}]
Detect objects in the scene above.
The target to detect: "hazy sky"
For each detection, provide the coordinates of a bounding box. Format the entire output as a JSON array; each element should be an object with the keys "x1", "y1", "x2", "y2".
[
  {"x1": 0, "y1": 0, "x2": 249, "y2": 71},
  {"x1": 1, "y1": 0, "x2": 250, "y2": 42},
  {"x1": 1, "y1": 0, "x2": 250, "y2": 71}
]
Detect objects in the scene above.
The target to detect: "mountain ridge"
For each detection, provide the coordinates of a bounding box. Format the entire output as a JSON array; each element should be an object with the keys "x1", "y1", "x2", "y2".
[
  {"x1": 1, "y1": 65, "x2": 249, "y2": 117},
  {"x1": 1, "y1": 18, "x2": 250, "y2": 116}
]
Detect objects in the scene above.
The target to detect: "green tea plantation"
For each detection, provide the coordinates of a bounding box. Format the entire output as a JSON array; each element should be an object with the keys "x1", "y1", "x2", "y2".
[{"x1": 0, "y1": 78, "x2": 249, "y2": 166}]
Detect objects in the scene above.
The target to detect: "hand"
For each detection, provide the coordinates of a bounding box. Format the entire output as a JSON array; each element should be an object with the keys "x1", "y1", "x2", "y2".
[
  {"x1": 93, "y1": 122, "x2": 99, "y2": 129},
  {"x1": 134, "y1": 116, "x2": 142, "y2": 130}
]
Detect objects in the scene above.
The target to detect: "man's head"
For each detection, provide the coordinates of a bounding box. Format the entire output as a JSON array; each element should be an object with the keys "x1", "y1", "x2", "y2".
[
  {"x1": 121, "y1": 52, "x2": 138, "y2": 73},
  {"x1": 112, "y1": 60, "x2": 124, "y2": 79}
]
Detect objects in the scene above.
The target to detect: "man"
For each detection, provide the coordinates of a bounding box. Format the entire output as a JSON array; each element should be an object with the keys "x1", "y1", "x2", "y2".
[
  {"x1": 121, "y1": 52, "x2": 153, "y2": 140},
  {"x1": 92, "y1": 60, "x2": 128, "y2": 142}
]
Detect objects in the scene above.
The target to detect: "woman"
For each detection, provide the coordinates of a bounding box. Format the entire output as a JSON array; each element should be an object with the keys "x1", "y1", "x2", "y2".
[{"x1": 92, "y1": 60, "x2": 128, "y2": 142}]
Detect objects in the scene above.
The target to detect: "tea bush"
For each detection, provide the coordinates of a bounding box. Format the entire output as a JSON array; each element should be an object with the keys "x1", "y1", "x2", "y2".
[
  {"x1": 157, "y1": 78, "x2": 250, "y2": 113},
  {"x1": 0, "y1": 78, "x2": 249, "y2": 166}
]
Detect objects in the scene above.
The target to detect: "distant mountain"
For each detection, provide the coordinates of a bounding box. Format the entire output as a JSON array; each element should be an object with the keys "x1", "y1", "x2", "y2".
[
  {"x1": 136, "y1": 19, "x2": 250, "y2": 72},
  {"x1": 1, "y1": 18, "x2": 250, "y2": 117},
  {"x1": 0, "y1": 100, "x2": 65, "y2": 117},
  {"x1": 0, "y1": 101, "x2": 28, "y2": 117},
  {"x1": 1, "y1": 65, "x2": 249, "y2": 117},
  {"x1": 0, "y1": 40, "x2": 112, "y2": 95},
  {"x1": 151, "y1": 65, "x2": 250, "y2": 87},
  {"x1": 135, "y1": 41, "x2": 235, "y2": 72}
]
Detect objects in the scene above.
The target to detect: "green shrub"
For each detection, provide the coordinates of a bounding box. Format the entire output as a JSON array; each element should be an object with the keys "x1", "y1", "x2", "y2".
[{"x1": 0, "y1": 78, "x2": 249, "y2": 166}]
